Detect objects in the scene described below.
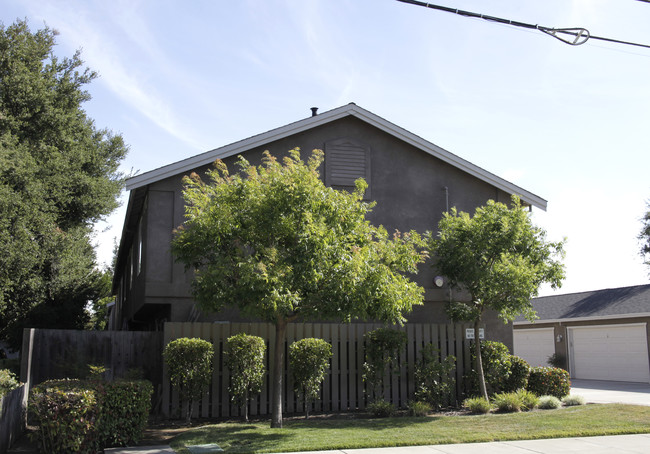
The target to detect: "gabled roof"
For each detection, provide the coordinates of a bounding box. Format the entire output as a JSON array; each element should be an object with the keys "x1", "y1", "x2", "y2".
[
  {"x1": 515, "y1": 284, "x2": 650, "y2": 324},
  {"x1": 125, "y1": 103, "x2": 547, "y2": 210}
]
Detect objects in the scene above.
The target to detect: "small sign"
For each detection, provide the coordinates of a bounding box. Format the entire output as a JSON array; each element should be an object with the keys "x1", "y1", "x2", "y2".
[{"x1": 465, "y1": 328, "x2": 485, "y2": 340}]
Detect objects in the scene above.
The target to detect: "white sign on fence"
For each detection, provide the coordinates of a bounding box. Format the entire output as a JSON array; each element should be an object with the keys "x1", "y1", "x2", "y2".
[{"x1": 465, "y1": 328, "x2": 485, "y2": 340}]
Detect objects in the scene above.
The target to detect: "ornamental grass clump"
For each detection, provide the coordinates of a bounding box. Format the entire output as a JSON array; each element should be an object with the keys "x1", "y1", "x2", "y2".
[
  {"x1": 538, "y1": 395, "x2": 562, "y2": 409},
  {"x1": 515, "y1": 389, "x2": 539, "y2": 411},
  {"x1": 492, "y1": 392, "x2": 522, "y2": 413},
  {"x1": 562, "y1": 394, "x2": 586, "y2": 406},
  {"x1": 407, "y1": 400, "x2": 431, "y2": 417},
  {"x1": 463, "y1": 396, "x2": 491, "y2": 414}
]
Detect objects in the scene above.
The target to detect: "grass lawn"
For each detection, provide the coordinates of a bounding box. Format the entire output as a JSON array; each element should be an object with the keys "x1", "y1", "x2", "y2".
[{"x1": 169, "y1": 403, "x2": 650, "y2": 453}]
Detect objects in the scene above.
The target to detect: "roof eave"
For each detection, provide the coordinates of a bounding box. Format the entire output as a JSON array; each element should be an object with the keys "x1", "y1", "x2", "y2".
[{"x1": 125, "y1": 103, "x2": 547, "y2": 210}]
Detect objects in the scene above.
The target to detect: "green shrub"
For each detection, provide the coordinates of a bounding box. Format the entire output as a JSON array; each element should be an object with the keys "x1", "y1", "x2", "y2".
[
  {"x1": 29, "y1": 380, "x2": 102, "y2": 454},
  {"x1": 413, "y1": 344, "x2": 456, "y2": 410},
  {"x1": 163, "y1": 337, "x2": 214, "y2": 423},
  {"x1": 515, "y1": 389, "x2": 538, "y2": 411},
  {"x1": 547, "y1": 353, "x2": 566, "y2": 369},
  {"x1": 538, "y1": 395, "x2": 561, "y2": 409},
  {"x1": 407, "y1": 400, "x2": 431, "y2": 416},
  {"x1": 363, "y1": 328, "x2": 407, "y2": 401},
  {"x1": 504, "y1": 356, "x2": 530, "y2": 392},
  {"x1": 0, "y1": 369, "x2": 20, "y2": 398},
  {"x1": 492, "y1": 392, "x2": 522, "y2": 413},
  {"x1": 562, "y1": 394, "x2": 586, "y2": 406},
  {"x1": 367, "y1": 400, "x2": 396, "y2": 417},
  {"x1": 224, "y1": 333, "x2": 266, "y2": 422},
  {"x1": 527, "y1": 367, "x2": 570, "y2": 398},
  {"x1": 87, "y1": 364, "x2": 110, "y2": 380},
  {"x1": 99, "y1": 380, "x2": 153, "y2": 447},
  {"x1": 466, "y1": 340, "x2": 512, "y2": 396},
  {"x1": 29, "y1": 379, "x2": 152, "y2": 453},
  {"x1": 289, "y1": 338, "x2": 332, "y2": 419},
  {"x1": 463, "y1": 396, "x2": 491, "y2": 414}
]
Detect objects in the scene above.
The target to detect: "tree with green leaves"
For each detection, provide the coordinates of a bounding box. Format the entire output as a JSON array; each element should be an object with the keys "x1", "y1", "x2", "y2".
[
  {"x1": 0, "y1": 20, "x2": 127, "y2": 348},
  {"x1": 163, "y1": 337, "x2": 214, "y2": 423},
  {"x1": 224, "y1": 333, "x2": 266, "y2": 422},
  {"x1": 639, "y1": 202, "x2": 650, "y2": 271},
  {"x1": 428, "y1": 196, "x2": 565, "y2": 400},
  {"x1": 289, "y1": 338, "x2": 332, "y2": 419},
  {"x1": 172, "y1": 148, "x2": 427, "y2": 427}
]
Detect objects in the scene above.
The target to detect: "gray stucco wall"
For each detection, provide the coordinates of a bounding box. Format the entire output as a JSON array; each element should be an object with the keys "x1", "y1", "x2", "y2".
[{"x1": 120, "y1": 116, "x2": 519, "y2": 349}]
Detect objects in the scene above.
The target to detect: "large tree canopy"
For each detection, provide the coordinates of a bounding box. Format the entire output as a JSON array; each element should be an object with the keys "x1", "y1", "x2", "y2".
[
  {"x1": 428, "y1": 196, "x2": 565, "y2": 400},
  {"x1": 172, "y1": 149, "x2": 427, "y2": 427},
  {"x1": 0, "y1": 20, "x2": 127, "y2": 348}
]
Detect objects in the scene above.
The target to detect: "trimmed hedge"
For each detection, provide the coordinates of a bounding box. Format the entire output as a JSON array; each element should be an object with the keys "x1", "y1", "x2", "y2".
[
  {"x1": 527, "y1": 367, "x2": 570, "y2": 398},
  {"x1": 29, "y1": 379, "x2": 153, "y2": 453}
]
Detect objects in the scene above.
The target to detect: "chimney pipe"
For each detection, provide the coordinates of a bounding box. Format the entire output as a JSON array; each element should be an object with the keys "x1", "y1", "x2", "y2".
[{"x1": 310, "y1": 107, "x2": 318, "y2": 117}]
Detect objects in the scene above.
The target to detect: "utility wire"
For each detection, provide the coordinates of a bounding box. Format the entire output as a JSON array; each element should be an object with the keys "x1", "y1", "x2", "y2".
[{"x1": 396, "y1": 0, "x2": 650, "y2": 50}]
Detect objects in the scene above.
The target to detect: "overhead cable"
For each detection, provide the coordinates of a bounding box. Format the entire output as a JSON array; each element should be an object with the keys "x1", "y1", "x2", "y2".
[{"x1": 396, "y1": 0, "x2": 650, "y2": 50}]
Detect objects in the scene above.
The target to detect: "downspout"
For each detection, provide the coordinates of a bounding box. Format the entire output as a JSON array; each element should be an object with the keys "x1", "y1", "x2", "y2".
[{"x1": 442, "y1": 186, "x2": 452, "y2": 304}]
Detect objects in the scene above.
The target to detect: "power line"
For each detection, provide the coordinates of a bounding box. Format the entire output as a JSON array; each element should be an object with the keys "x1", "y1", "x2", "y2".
[{"x1": 396, "y1": 0, "x2": 650, "y2": 50}]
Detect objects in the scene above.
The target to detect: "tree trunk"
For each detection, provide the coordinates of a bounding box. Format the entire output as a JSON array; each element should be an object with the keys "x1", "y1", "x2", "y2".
[
  {"x1": 271, "y1": 319, "x2": 287, "y2": 428},
  {"x1": 474, "y1": 318, "x2": 489, "y2": 401},
  {"x1": 244, "y1": 389, "x2": 249, "y2": 422},
  {"x1": 187, "y1": 399, "x2": 193, "y2": 425}
]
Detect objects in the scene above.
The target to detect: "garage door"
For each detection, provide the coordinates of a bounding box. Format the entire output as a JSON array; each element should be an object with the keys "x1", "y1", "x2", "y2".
[
  {"x1": 568, "y1": 324, "x2": 650, "y2": 383},
  {"x1": 513, "y1": 328, "x2": 555, "y2": 367}
]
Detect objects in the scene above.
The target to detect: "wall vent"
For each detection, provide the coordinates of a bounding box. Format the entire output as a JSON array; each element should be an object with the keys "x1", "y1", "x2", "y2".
[{"x1": 325, "y1": 138, "x2": 371, "y2": 199}]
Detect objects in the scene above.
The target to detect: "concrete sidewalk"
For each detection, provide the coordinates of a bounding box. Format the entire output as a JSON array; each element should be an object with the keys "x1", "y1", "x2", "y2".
[{"x1": 281, "y1": 434, "x2": 650, "y2": 454}]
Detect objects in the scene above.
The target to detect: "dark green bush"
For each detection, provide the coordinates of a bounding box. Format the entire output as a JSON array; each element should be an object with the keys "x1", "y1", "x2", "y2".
[
  {"x1": 363, "y1": 328, "x2": 407, "y2": 401},
  {"x1": 224, "y1": 333, "x2": 266, "y2": 422},
  {"x1": 100, "y1": 380, "x2": 154, "y2": 447},
  {"x1": 30, "y1": 380, "x2": 103, "y2": 454},
  {"x1": 407, "y1": 400, "x2": 431, "y2": 416},
  {"x1": 413, "y1": 344, "x2": 456, "y2": 410},
  {"x1": 289, "y1": 338, "x2": 332, "y2": 418},
  {"x1": 503, "y1": 355, "x2": 530, "y2": 392},
  {"x1": 29, "y1": 379, "x2": 153, "y2": 453},
  {"x1": 466, "y1": 340, "x2": 512, "y2": 395},
  {"x1": 0, "y1": 369, "x2": 20, "y2": 398},
  {"x1": 163, "y1": 337, "x2": 214, "y2": 423},
  {"x1": 367, "y1": 400, "x2": 396, "y2": 417},
  {"x1": 527, "y1": 367, "x2": 570, "y2": 398}
]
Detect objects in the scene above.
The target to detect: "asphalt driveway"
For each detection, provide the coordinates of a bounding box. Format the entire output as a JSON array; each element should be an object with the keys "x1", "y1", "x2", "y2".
[{"x1": 570, "y1": 379, "x2": 650, "y2": 406}]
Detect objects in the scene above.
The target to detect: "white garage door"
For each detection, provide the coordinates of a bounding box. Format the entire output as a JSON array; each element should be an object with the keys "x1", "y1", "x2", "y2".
[
  {"x1": 568, "y1": 324, "x2": 650, "y2": 383},
  {"x1": 513, "y1": 328, "x2": 555, "y2": 367}
]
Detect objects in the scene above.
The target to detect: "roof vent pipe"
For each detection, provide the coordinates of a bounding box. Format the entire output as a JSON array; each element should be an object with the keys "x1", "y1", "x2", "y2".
[{"x1": 310, "y1": 107, "x2": 318, "y2": 117}]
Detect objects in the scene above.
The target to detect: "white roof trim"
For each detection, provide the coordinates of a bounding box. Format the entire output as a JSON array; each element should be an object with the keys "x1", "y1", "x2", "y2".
[
  {"x1": 514, "y1": 312, "x2": 650, "y2": 326},
  {"x1": 126, "y1": 103, "x2": 547, "y2": 210}
]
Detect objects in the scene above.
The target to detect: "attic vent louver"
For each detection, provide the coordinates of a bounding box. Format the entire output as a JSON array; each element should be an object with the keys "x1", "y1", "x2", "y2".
[{"x1": 325, "y1": 138, "x2": 371, "y2": 199}]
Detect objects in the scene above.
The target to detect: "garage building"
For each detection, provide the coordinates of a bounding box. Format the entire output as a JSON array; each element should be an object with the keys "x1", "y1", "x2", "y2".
[{"x1": 514, "y1": 284, "x2": 650, "y2": 383}]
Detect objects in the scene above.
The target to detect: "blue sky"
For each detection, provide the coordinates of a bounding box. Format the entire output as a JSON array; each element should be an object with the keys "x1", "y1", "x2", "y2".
[{"x1": 3, "y1": 0, "x2": 650, "y2": 297}]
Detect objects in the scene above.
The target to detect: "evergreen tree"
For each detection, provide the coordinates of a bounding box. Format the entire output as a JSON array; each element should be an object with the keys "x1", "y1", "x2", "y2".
[{"x1": 0, "y1": 20, "x2": 127, "y2": 348}]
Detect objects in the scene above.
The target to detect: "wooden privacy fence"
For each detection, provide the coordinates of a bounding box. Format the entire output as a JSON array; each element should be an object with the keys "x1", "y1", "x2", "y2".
[
  {"x1": 21, "y1": 328, "x2": 164, "y2": 390},
  {"x1": 0, "y1": 385, "x2": 25, "y2": 454},
  {"x1": 162, "y1": 322, "x2": 473, "y2": 419}
]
